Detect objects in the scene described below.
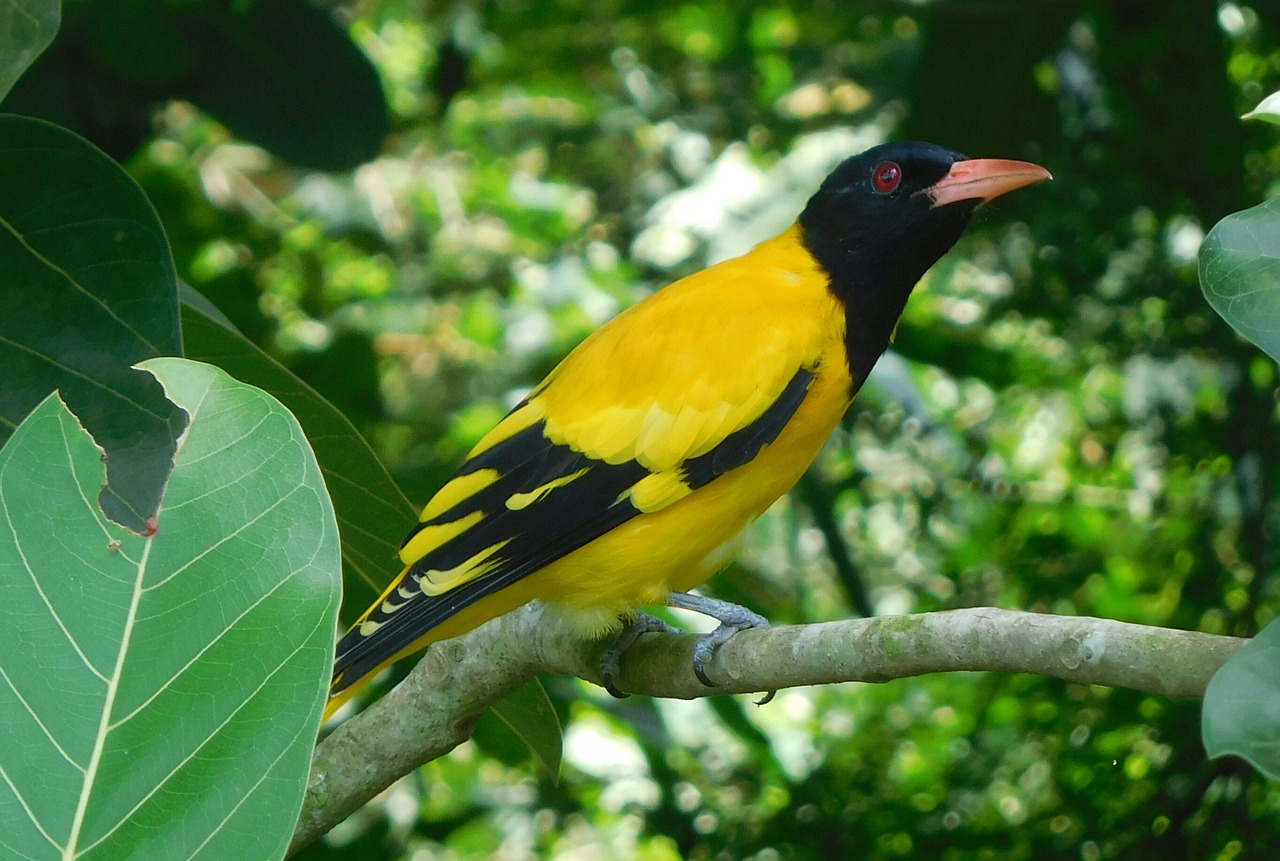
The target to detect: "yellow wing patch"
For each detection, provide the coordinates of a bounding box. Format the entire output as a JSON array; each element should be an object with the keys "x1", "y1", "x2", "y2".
[
  {"x1": 619, "y1": 471, "x2": 693, "y2": 513},
  {"x1": 542, "y1": 382, "x2": 795, "y2": 473},
  {"x1": 506, "y1": 467, "x2": 590, "y2": 510},
  {"x1": 420, "y1": 540, "x2": 510, "y2": 595},
  {"x1": 400, "y1": 510, "x2": 487, "y2": 563},
  {"x1": 420, "y1": 468, "x2": 500, "y2": 521},
  {"x1": 468, "y1": 399, "x2": 546, "y2": 458}
]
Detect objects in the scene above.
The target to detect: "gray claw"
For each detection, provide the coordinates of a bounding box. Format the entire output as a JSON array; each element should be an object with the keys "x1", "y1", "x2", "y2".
[
  {"x1": 667, "y1": 591, "x2": 771, "y2": 693},
  {"x1": 601, "y1": 613, "x2": 679, "y2": 697}
]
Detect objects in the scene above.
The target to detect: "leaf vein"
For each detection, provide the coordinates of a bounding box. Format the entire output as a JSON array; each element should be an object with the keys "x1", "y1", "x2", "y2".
[
  {"x1": 0, "y1": 661, "x2": 85, "y2": 773},
  {"x1": 79, "y1": 605, "x2": 327, "y2": 857},
  {"x1": 64, "y1": 540, "x2": 153, "y2": 859},
  {"x1": 0, "y1": 758, "x2": 65, "y2": 853},
  {"x1": 112, "y1": 558, "x2": 307, "y2": 728},
  {"x1": 141, "y1": 485, "x2": 304, "y2": 593},
  {"x1": 0, "y1": 426, "x2": 109, "y2": 683}
]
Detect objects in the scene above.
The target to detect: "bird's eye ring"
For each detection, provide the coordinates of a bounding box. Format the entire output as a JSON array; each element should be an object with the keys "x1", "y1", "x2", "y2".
[{"x1": 872, "y1": 162, "x2": 902, "y2": 194}]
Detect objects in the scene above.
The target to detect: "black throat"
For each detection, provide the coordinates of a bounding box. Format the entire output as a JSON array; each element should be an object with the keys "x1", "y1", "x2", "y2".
[{"x1": 799, "y1": 200, "x2": 976, "y2": 389}]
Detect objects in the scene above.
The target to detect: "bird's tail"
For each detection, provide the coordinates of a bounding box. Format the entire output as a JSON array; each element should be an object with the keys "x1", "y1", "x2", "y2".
[
  {"x1": 323, "y1": 568, "x2": 424, "y2": 723},
  {"x1": 322, "y1": 560, "x2": 531, "y2": 722}
]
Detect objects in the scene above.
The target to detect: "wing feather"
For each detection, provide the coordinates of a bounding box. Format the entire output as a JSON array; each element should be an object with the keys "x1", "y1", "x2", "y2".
[{"x1": 332, "y1": 367, "x2": 817, "y2": 692}]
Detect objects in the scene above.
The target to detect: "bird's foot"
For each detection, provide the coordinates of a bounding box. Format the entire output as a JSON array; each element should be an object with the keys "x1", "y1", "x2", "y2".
[
  {"x1": 666, "y1": 591, "x2": 775, "y2": 704},
  {"x1": 601, "y1": 613, "x2": 680, "y2": 698}
]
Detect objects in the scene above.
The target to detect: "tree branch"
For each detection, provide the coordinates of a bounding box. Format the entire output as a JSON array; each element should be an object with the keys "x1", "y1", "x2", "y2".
[{"x1": 289, "y1": 606, "x2": 1245, "y2": 854}]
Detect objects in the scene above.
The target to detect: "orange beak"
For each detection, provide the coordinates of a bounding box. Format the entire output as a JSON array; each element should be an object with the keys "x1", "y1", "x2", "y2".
[{"x1": 928, "y1": 158, "x2": 1052, "y2": 208}]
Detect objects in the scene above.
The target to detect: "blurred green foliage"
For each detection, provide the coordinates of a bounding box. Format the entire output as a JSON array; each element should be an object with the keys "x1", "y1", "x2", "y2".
[{"x1": 8, "y1": 0, "x2": 1280, "y2": 859}]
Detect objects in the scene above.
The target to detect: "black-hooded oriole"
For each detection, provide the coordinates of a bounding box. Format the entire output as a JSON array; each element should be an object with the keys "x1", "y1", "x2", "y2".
[{"x1": 326, "y1": 141, "x2": 1049, "y2": 719}]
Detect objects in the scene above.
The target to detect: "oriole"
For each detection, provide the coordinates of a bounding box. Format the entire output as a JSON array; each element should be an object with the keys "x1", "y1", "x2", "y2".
[{"x1": 327, "y1": 141, "x2": 1049, "y2": 719}]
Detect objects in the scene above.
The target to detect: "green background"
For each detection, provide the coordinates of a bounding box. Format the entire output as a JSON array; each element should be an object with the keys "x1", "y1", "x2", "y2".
[{"x1": 5, "y1": 0, "x2": 1280, "y2": 859}]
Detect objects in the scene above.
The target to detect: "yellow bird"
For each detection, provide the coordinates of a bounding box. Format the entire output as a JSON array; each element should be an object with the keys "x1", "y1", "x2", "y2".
[{"x1": 327, "y1": 141, "x2": 1049, "y2": 719}]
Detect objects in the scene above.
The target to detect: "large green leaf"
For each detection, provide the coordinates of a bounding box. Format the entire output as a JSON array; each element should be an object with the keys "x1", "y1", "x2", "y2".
[
  {"x1": 0, "y1": 358, "x2": 340, "y2": 860},
  {"x1": 0, "y1": 0, "x2": 59, "y2": 101},
  {"x1": 1200, "y1": 197, "x2": 1280, "y2": 364},
  {"x1": 1202, "y1": 618, "x2": 1280, "y2": 781},
  {"x1": 0, "y1": 113, "x2": 184, "y2": 533},
  {"x1": 181, "y1": 300, "x2": 413, "y2": 624}
]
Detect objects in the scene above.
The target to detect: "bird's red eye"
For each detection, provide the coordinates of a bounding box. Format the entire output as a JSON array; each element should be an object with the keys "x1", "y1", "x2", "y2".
[{"x1": 872, "y1": 161, "x2": 902, "y2": 194}]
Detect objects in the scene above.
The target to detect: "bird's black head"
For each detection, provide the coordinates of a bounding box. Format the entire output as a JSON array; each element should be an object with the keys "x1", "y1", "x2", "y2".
[{"x1": 799, "y1": 140, "x2": 1049, "y2": 384}]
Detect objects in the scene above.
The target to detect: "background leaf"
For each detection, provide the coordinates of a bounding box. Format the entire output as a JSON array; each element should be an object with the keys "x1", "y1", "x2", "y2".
[
  {"x1": 181, "y1": 301, "x2": 413, "y2": 623},
  {"x1": 486, "y1": 679, "x2": 564, "y2": 780},
  {"x1": 1, "y1": 0, "x2": 388, "y2": 168},
  {"x1": 1200, "y1": 197, "x2": 1280, "y2": 364},
  {"x1": 0, "y1": 0, "x2": 59, "y2": 101},
  {"x1": 0, "y1": 358, "x2": 340, "y2": 860},
  {"x1": 1202, "y1": 617, "x2": 1280, "y2": 780},
  {"x1": 177, "y1": 0, "x2": 388, "y2": 170},
  {"x1": 0, "y1": 113, "x2": 183, "y2": 533}
]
